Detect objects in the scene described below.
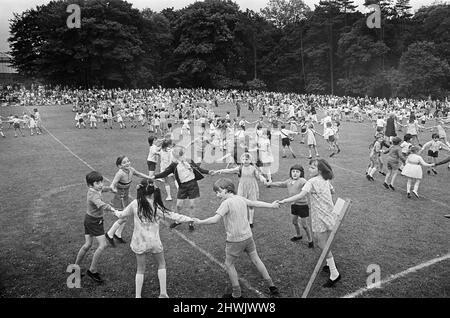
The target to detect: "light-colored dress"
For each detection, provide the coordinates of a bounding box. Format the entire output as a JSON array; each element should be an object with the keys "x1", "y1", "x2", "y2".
[
  {"x1": 401, "y1": 154, "x2": 428, "y2": 179},
  {"x1": 306, "y1": 128, "x2": 317, "y2": 146},
  {"x1": 238, "y1": 165, "x2": 260, "y2": 201},
  {"x1": 116, "y1": 200, "x2": 193, "y2": 254},
  {"x1": 302, "y1": 176, "x2": 336, "y2": 233}
]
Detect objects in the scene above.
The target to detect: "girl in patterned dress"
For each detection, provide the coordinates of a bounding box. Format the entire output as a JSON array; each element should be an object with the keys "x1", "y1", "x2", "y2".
[
  {"x1": 106, "y1": 156, "x2": 152, "y2": 245},
  {"x1": 113, "y1": 179, "x2": 194, "y2": 298},
  {"x1": 215, "y1": 153, "x2": 267, "y2": 228},
  {"x1": 279, "y1": 159, "x2": 341, "y2": 287}
]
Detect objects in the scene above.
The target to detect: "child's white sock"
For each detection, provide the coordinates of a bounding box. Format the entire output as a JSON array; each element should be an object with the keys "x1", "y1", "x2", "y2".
[
  {"x1": 116, "y1": 222, "x2": 125, "y2": 238},
  {"x1": 326, "y1": 257, "x2": 339, "y2": 280},
  {"x1": 370, "y1": 167, "x2": 377, "y2": 176},
  {"x1": 107, "y1": 220, "x2": 121, "y2": 238},
  {"x1": 165, "y1": 185, "x2": 172, "y2": 199},
  {"x1": 158, "y1": 269, "x2": 167, "y2": 297},
  {"x1": 135, "y1": 273, "x2": 144, "y2": 298}
]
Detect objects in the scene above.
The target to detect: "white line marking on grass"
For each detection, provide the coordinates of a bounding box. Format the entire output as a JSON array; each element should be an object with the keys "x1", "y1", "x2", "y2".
[
  {"x1": 33, "y1": 120, "x2": 265, "y2": 298},
  {"x1": 342, "y1": 252, "x2": 450, "y2": 298}
]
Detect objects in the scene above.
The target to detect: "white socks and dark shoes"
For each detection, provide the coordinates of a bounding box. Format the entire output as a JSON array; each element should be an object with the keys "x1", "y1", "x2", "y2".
[{"x1": 323, "y1": 258, "x2": 341, "y2": 288}]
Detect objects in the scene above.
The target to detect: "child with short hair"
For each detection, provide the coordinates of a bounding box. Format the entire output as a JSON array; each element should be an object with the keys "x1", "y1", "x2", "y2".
[
  {"x1": 74, "y1": 171, "x2": 118, "y2": 283},
  {"x1": 113, "y1": 179, "x2": 194, "y2": 298},
  {"x1": 279, "y1": 159, "x2": 341, "y2": 288},
  {"x1": 382, "y1": 137, "x2": 405, "y2": 190},
  {"x1": 193, "y1": 178, "x2": 280, "y2": 298},
  {"x1": 214, "y1": 153, "x2": 268, "y2": 228},
  {"x1": 419, "y1": 133, "x2": 450, "y2": 175},
  {"x1": 266, "y1": 164, "x2": 313, "y2": 247},
  {"x1": 399, "y1": 134, "x2": 413, "y2": 171},
  {"x1": 153, "y1": 145, "x2": 214, "y2": 231}
]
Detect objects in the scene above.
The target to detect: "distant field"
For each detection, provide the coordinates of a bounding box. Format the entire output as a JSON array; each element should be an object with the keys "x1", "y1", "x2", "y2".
[{"x1": 0, "y1": 103, "x2": 449, "y2": 298}]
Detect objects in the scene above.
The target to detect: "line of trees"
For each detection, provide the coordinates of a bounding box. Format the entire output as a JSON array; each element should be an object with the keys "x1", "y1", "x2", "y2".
[{"x1": 8, "y1": 0, "x2": 450, "y2": 99}]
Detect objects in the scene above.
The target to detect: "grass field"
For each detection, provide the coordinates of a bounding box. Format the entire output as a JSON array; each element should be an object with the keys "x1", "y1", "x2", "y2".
[{"x1": 0, "y1": 103, "x2": 449, "y2": 298}]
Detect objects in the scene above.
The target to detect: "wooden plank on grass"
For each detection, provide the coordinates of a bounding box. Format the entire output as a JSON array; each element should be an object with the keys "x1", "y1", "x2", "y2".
[{"x1": 301, "y1": 198, "x2": 352, "y2": 298}]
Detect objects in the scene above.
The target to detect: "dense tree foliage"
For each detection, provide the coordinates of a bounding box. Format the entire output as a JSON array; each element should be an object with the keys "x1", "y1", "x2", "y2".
[{"x1": 8, "y1": 0, "x2": 450, "y2": 98}]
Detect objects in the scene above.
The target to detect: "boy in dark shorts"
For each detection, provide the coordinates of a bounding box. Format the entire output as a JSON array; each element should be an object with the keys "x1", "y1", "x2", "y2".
[
  {"x1": 193, "y1": 178, "x2": 280, "y2": 298},
  {"x1": 153, "y1": 145, "x2": 214, "y2": 231},
  {"x1": 74, "y1": 171, "x2": 118, "y2": 283},
  {"x1": 266, "y1": 164, "x2": 313, "y2": 247}
]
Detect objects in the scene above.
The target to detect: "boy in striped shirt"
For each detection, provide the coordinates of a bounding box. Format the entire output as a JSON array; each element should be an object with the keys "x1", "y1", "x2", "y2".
[{"x1": 193, "y1": 178, "x2": 280, "y2": 298}]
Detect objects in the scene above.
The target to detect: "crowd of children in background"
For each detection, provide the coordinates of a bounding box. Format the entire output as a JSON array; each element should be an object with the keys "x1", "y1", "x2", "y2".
[{"x1": 3, "y1": 86, "x2": 450, "y2": 296}]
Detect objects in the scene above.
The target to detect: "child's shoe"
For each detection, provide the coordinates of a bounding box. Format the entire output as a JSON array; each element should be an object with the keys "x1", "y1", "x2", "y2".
[
  {"x1": 383, "y1": 182, "x2": 389, "y2": 189},
  {"x1": 113, "y1": 234, "x2": 126, "y2": 244},
  {"x1": 290, "y1": 236, "x2": 302, "y2": 242}
]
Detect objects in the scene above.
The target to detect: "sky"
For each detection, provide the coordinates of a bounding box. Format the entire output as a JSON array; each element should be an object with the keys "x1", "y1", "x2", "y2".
[{"x1": 0, "y1": 0, "x2": 445, "y2": 53}]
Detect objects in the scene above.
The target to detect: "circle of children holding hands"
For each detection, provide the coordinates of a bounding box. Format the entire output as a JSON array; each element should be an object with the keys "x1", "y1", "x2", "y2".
[{"x1": 74, "y1": 141, "x2": 342, "y2": 298}]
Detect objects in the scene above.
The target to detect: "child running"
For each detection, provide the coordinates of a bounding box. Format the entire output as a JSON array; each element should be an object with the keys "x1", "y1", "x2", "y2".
[
  {"x1": 192, "y1": 178, "x2": 280, "y2": 298},
  {"x1": 74, "y1": 171, "x2": 118, "y2": 283},
  {"x1": 266, "y1": 164, "x2": 313, "y2": 247},
  {"x1": 113, "y1": 179, "x2": 194, "y2": 298},
  {"x1": 401, "y1": 146, "x2": 435, "y2": 199},
  {"x1": 278, "y1": 159, "x2": 341, "y2": 288}
]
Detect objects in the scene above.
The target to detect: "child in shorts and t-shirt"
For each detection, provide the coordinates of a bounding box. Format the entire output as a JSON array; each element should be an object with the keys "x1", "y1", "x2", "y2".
[
  {"x1": 193, "y1": 178, "x2": 280, "y2": 298},
  {"x1": 74, "y1": 171, "x2": 118, "y2": 284}
]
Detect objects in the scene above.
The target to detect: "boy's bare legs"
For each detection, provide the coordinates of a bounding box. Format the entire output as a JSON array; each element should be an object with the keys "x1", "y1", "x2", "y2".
[
  {"x1": 75, "y1": 235, "x2": 93, "y2": 266},
  {"x1": 89, "y1": 235, "x2": 108, "y2": 273}
]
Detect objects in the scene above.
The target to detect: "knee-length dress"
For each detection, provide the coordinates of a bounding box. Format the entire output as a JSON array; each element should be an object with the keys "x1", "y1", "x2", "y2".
[
  {"x1": 237, "y1": 165, "x2": 260, "y2": 201},
  {"x1": 401, "y1": 154, "x2": 429, "y2": 179},
  {"x1": 302, "y1": 176, "x2": 337, "y2": 233}
]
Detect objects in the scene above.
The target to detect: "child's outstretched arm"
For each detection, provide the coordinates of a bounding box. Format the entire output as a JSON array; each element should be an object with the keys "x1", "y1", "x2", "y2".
[
  {"x1": 243, "y1": 198, "x2": 280, "y2": 209},
  {"x1": 114, "y1": 202, "x2": 134, "y2": 219},
  {"x1": 279, "y1": 190, "x2": 307, "y2": 204},
  {"x1": 266, "y1": 179, "x2": 288, "y2": 188},
  {"x1": 132, "y1": 167, "x2": 152, "y2": 180},
  {"x1": 216, "y1": 166, "x2": 240, "y2": 175},
  {"x1": 193, "y1": 214, "x2": 222, "y2": 225},
  {"x1": 158, "y1": 209, "x2": 194, "y2": 223}
]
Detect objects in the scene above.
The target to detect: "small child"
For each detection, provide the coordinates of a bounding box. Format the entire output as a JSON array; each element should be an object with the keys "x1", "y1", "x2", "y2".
[
  {"x1": 113, "y1": 179, "x2": 194, "y2": 298},
  {"x1": 0, "y1": 116, "x2": 5, "y2": 138},
  {"x1": 192, "y1": 178, "x2": 280, "y2": 298},
  {"x1": 280, "y1": 125, "x2": 298, "y2": 158},
  {"x1": 74, "y1": 171, "x2": 118, "y2": 283},
  {"x1": 267, "y1": 164, "x2": 313, "y2": 247},
  {"x1": 399, "y1": 134, "x2": 413, "y2": 171},
  {"x1": 419, "y1": 133, "x2": 450, "y2": 175},
  {"x1": 12, "y1": 115, "x2": 25, "y2": 137},
  {"x1": 215, "y1": 153, "x2": 267, "y2": 228},
  {"x1": 401, "y1": 146, "x2": 434, "y2": 199},
  {"x1": 279, "y1": 159, "x2": 341, "y2": 288},
  {"x1": 382, "y1": 137, "x2": 405, "y2": 191},
  {"x1": 304, "y1": 123, "x2": 322, "y2": 159},
  {"x1": 147, "y1": 136, "x2": 161, "y2": 178},
  {"x1": 159, "y1": 139, "x2": 177, "y2": 201}
]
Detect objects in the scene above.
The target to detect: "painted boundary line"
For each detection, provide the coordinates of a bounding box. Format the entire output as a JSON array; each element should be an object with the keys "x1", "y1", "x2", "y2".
[
  {"x1": 31, "y1": 115, "x2": 265, "y2": 298},
  {"x1": 342, "y1": 252, "x2": 450, "y2": 298}
]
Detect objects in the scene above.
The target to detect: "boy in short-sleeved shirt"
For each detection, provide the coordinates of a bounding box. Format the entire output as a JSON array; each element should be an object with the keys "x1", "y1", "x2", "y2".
[{"x1": 193, "y1": 178, "x2": 280, "y2": 298}]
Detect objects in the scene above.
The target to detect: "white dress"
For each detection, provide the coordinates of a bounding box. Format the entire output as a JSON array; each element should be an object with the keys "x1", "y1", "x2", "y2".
[{"x1": 401, "y1": 154, "x2": 428, "y2": 179}]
